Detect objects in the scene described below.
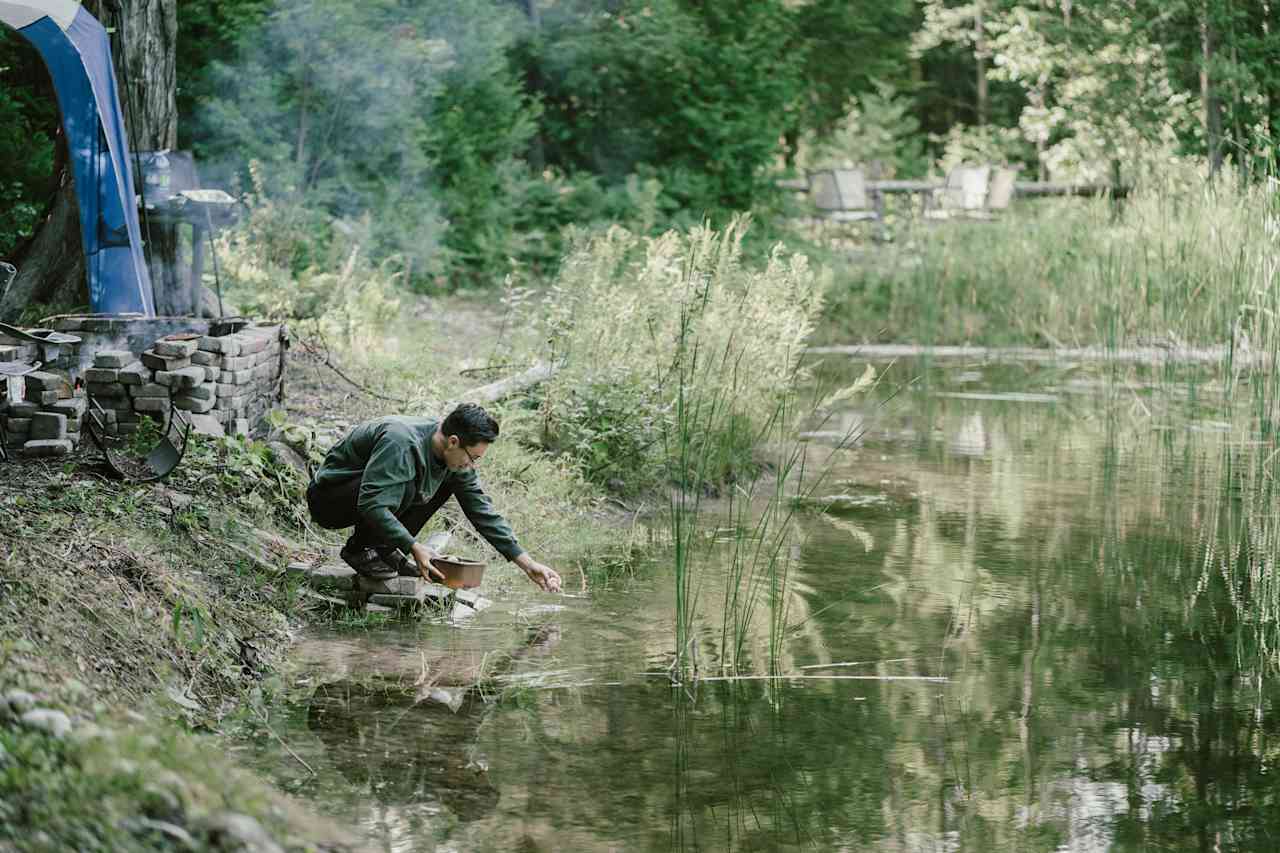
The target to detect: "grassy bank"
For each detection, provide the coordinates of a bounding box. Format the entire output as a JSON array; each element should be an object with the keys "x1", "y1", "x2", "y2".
[
  {"x1": 0, "y1": 296, "x2": 628, "y2": 851},
  {"x1": 816, "y1": 170, "x2": 1279, "y2": 351}
]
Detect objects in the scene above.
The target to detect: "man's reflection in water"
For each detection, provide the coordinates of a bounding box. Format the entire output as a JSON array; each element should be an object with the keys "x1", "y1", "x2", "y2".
[{"x1": 304, "y1": 624, "x2": 560, "y2": 823}]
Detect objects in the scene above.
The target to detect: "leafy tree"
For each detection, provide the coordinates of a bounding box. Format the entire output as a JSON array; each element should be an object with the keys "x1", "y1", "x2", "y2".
[{"x1": 0, "y1": 31, "x2": 57, "y2": 258}]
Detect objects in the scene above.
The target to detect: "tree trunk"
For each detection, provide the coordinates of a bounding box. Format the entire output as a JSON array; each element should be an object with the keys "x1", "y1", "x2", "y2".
[
  {"x1": 88, "y1": 0, "x2": 180, "y2": 313},
  {"x1": 1201, "y1": 2, "x2": 1224, "y2": 177},
  {"x1": 1, "y1": 0, "x2": 177, "y2": 321},
  {"x1": 974, "y1": 0, "x2": 988, "y2": 127}
]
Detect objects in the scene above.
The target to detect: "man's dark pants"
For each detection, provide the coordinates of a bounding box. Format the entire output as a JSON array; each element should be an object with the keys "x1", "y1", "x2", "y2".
[{"x1": 306, "y1": 475, "x2": 454, "y2": 557}]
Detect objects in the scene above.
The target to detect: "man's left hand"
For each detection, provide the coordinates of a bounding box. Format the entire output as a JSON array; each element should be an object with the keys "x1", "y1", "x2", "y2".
[{"x1": 514, "y1": 553, "x2": 562, "y2": 593}]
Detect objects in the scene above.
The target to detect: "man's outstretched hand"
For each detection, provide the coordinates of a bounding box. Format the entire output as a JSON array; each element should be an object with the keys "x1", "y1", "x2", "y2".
[
  {"x1": 514, "y1": 553, "x2": 562, "y2": 592},
  {"x1": 410, "y1": 542, "x2": 446, "y2": 583}
]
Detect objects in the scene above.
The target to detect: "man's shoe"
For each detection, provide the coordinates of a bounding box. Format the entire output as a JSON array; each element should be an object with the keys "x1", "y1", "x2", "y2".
[
  {"x1": 340, "y1": 545, "x2": 397, "y2": 580},
  {"x1": 384, "y1": 550, "x2": 419, "y2": 578}
]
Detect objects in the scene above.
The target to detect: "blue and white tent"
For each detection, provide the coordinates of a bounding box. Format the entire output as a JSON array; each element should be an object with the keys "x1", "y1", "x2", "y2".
[{"x1": 1, "y1": 0, "x2": 154, "y2": 316}]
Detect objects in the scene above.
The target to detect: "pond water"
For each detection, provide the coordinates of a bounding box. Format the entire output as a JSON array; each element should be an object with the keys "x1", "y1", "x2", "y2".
[{"x1": 241, "y1": 359, "x2": 1280, "y2": 851}]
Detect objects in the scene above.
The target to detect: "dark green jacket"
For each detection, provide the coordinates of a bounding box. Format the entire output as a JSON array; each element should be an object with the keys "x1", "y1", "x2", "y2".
[{"x1": 312, "y1": 416, "x2": 523, "y2": 560}]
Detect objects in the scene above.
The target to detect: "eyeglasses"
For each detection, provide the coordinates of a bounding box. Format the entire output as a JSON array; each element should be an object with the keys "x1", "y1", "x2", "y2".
[{"x1": 460, "y1": 444, "x2": 480, "y2": 467}]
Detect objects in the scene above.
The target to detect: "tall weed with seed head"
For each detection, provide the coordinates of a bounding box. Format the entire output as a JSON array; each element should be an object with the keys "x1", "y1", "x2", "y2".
[{"x1": 526, "y1": 215, "x2": 824, "y2": 492}]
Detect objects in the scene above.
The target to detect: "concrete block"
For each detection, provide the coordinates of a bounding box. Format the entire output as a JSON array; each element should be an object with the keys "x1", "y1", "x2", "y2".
[
  {"x1": 221, "y1": 355, "x2": 253, "y2": 371},
  {"x1": 0, "y1": 345, "x2": 16, "y2": 362},
  {"x1": 154, "y1": 338, "x2": 199, "y2": 358},
  {"x1": 173, "y1": 395, "x2": 215, "y2": 413},
  {"x1": 202, "y1": 366, "x2": 220, "y2": 382},
  {"x1": 232, "y1": 418, "x2": 251, "y2": 436},
  {"x1": 140, "y1": 351, "x2": 191, "y2": 372},
  {"x1": 235, "y1": 334, "x2": 271, "y2": 356},
  {"x1": 215, "y1": 396, "x2": 247, "y2": 411},
  {"x1": 47, "y1": 397, "x2": 87, "y2": 419},
  {"x1": 83, "y1": 367, "x2": 119, "y2": 384},
  {"x1": 86, "y1": 382, "x2": 126, "y2": 399},
  {"x1": 29, "y1": 412, "x2": 67, "y2": 441},
  {"x1": 154, "y1": 366, "x2": 205, "y2": 389},
  {"x1": 35, "y1": 390, "x2": 61, "y2": 405},
  {"x1": 188, "y1": 414, "x2": 225, "y2": 436},
  {"x1": 7, "y1": 401, "x2": 38, "y2": 419},
  {"x1": 92, "y1": 350, "x2": 134, "y2": 368},
  {"x1": 184, "y1": 384, "x2": 215, "y2": 401},
  {"x1": 223, "y1": 369, "x2": 253, "y2": 385},
  {"x1": 22, "y1": 371, "x2": 63, "y2": 391},
  {"x1": 129, "y1": 383, "x2": 170, "y2": 398},
  {"x1": 117, "y1": 362, "x2": 148, "y2": 385},
  {"x1": 5, "y1": 418, "x2": 30, "y2": 434},
  {"x1": 132, "y1": 397, "x2": 169, "y2": 413},
  {"x1": 190, "y1": 350, "x2": 221, "y2": 366},
  {"x1": 198, "y1": 336, "x2": 241, "y2": 356},
  {"x1": 23, "y1": 439, "x2": 72, "y2": 458}
]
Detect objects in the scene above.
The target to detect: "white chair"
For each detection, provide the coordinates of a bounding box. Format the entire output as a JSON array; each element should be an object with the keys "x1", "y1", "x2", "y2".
[
  {"x1": 809, "y1": 168, "x2": 880, "y2": 222},
  {"x1": 966, "y1": 166, "x2": 1018, "y2": 220},
  {"x1": 925, "y1": 165, "x2": 992, "y2": 220}
]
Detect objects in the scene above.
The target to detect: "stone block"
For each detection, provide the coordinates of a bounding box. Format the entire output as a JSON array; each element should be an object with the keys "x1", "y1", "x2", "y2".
[
  {"x1": 132, "y1": 397, "x2": 169, "y2": 413},
  {"x1": 0, "y1": 345, "x2": 16, "y2": 362},
  {"x1": 140, "y1": 350, "x2": 190, "y2": 372},
  {"x1": 356, "y1": 575, "x2": 422, "y2": 597},
  {"x1": 23, "y1": 439, "x2": 72, "y2": 458},
  {"x1": 235, "y1": 333, "x2": 271, "y2": 356},
  {"x1": 154, "y1": 366, "x2": 205, "y2": 389},
  {"x1": 30, "y1": 412, "x2": 67, "y2": 440},
  {"x1": 92, "y1": 350, "x2": 134, "y2": 368},
  {"x1": 215, "y1": 396, "x2": 247, "y2": 411},
  {"x1": 47, "y1": 397, "x2": 87, "y2": 420},
  {"x1": 188, "y1": 414, "x2": 225, "y2": 437},
  {"x1": 251, "y1": 363, "x2": 273, "y2": 381},
  {"x1": 86, "y1": 382, "x2": 126, "y2": 399},
  {"x1": 5, "y1": 418, "x2": 30, "y2": 434},
  {"x1": 223, "y1": 369, "x2": 253, "y2": 385},
  {"x1": 94, "y1": 398, "x2": 136, "y2": 414},
  {"x1": 173, "y1": 395, "x2": 215, "y2": 413},
  {"x1": 35, "y1": 390, "x2": 61, "y2": 405},
  {"x1": 90, "y1": 409, "x2": 117, "y2": 425},
  {"x1": 22, "y1": 371, "x2": 62, "y2": 391},
  {"x1": 83, "y1": 367, "x2": 119, "y2": 384},
  {"x1": 191, "y1": 350, "x2": 221, "y2": 367},
  {"x1": 232, "y1": 418, "x2": 251, "y2": 436},
  {"x1": 129, "y1": 383, "x2": 170, "y2": 398},
  {"x1": 221, "y1": 355, "x2": 253, "y2": 371},
  {"x1": 154, "y1": 338, "x2": 199, "y2": 358},
  {"x1": 202, "y1": 366, "x2": 220, "y2": 382},
  {"x1": 117, "y1": 362, "x2": 148, "y2": 385},
  {"x1": 7, "y1": 401, "x2": 38, "y2": 419},
  {"x1": 115, "y1": 423, "x2": 141, "y2": 436},
  {"x1": 183, "y1": 383, "x2": 215, "y2": 401},
  {"x1": 198, "y1": 336, "x2": 241, "y2": 356}
]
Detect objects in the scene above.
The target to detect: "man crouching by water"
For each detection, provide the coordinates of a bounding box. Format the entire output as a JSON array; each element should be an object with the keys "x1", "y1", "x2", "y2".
[{"x1": 306, "y1": 403, "x2": 562, "y2": 592}]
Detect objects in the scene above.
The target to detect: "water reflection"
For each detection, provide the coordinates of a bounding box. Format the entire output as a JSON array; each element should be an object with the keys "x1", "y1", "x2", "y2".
[{"x1": 243, "y1": 360, "x2": 1280, "y2": 851}]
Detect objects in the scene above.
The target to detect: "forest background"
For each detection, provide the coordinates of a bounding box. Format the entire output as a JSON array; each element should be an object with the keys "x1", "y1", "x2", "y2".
[{"x1": 1, "y1": 0, "x2": 1275, "y2": 300}]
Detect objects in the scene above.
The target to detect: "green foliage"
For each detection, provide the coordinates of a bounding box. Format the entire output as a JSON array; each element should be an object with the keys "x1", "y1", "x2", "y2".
[
  {"x1": 796, "y1": 81, "x2": 929, "y2": 177},
  {"x1": 0, "y1": 31, "x2": 56, "y2": 258}
]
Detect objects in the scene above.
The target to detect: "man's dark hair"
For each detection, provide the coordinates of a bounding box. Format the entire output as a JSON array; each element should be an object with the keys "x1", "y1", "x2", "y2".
[{"x1": 442, "y1": 403, "x2": 499, "y2": 446}]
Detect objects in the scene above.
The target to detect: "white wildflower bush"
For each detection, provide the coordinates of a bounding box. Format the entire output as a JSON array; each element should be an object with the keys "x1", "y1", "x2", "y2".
[
  {"x1": 521, "y1": 216, "x2": 824, "y2": 491},
  {"x1": 213, "y1": 162, "x2": 403, "y2": 350}
]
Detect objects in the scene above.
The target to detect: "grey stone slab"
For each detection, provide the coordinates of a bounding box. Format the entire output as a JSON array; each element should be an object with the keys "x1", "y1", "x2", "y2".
[
  {"x1": 7, "y1": 401, "x2": 37, "y2": 418},
  {"x1": 5, "y1": 418, "x2": 30, "y2": 434},
  {"x1": 154, "y1": 366, "x2": 204, "y2": 389},
  {"x1": 86, "y1": 382, "x2": 126, "y2": 399},
  {"x1": 117, "y1": 362, "x2": 148, "y2": 385},
  {"x1": 198, "y1": 336, "x2": 241, "y2": 356},
  {"x1": 188, "y1": 414, "x2": 224, "y2": 436},
  {"x1": 23, "y1": 371, "x2": 63, "y2": 391},
  {"x1": 0, "y1": 345, "x2": 16, "y2": 362},
  {"x1": 202, "y1": 366, "x2": 219, "y2": 382},
  {"x1": 153, "y1": 338, "x2": 198, "y2": 358},
  {"x1": 302, "y1": 564, "x2": 356, "y2": 592},
  {"x1": 129, "y1": 383, "x2": 170, "y2": 398},
  {"x1": 132, "y1": 397, "x2": 169, "y2": 413},
  {"x1": 92, "y1": 350, "x2": 134, "y2": 368},
  {"x1": 35, "y1": 390, "x2": 61, "y2": 405},
  {"x1": 140, "y1": 351, "x2": 190, "y2": 372},
  {"x1": 30, "y1": 412, "x2": 67, "y2": 440},
  {"x1": 235, "y1": 334, "x2": 271, "y2": 356},
  {"x1": 190, "y1": 350, "x2": 221, "y2": 367},
  {"x1": 183, "y1": 383, "x2": 214, "y2": 401},
  {"x1": 215, "y1": 396, "x2": 247, "y2": 411},
  {"x1": 23, "y1": 439, "x2": 72, "y2": 458},
  {"x1": 173, "y1": 395, "x2": 215, "y2": 413},
  {"x1": 48, "y1": 397, "x2": 87, "y2": 419},
  {"x1": 83, "y1": 367, "x2": 119, "y2": 384}
]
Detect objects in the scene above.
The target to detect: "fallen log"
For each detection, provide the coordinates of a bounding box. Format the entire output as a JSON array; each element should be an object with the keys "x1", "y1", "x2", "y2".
[{"x1": 454, "y1": 361, "x2": 559, "y2": 406}]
